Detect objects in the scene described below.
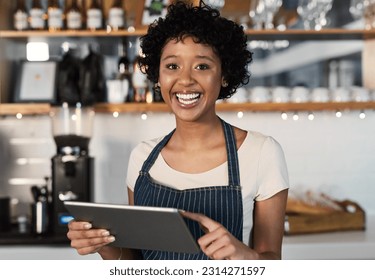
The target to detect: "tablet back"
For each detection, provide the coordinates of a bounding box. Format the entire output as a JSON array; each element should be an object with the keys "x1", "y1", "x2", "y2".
[{"x1": 64, "y1": 201, "x2": 200, "y2": 254}]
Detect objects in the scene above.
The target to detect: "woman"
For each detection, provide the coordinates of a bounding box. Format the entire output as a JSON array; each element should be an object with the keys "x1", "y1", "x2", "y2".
[{"x1": 67, "y1": 1, "x2": 289, "y2": 260}]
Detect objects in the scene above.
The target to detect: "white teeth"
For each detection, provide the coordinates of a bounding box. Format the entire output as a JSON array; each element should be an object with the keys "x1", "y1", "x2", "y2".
[{"x1": 176, "y1": 93, "x2": 200, "y2": 105}]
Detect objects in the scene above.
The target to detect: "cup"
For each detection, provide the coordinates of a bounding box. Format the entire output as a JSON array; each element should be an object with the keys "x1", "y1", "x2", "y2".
[
  {"x1": 331, "y1": 87, "x2": 350, "y2": 102},
  {"x1": 351, "y1": 86, "x2": 370, "y2": 102},
  {"x1": 249, "y1": 86, "x2": 271, "y2": 103},
  {"x1": 311, "y1": 87, "x2": 330, "y2": 103},
  {"x1": 291, "y1": 86, "x2": 310, "y2": 103},
  {"x1": 0, "y1": 197, "x2": 11, "y2": 232},
  {"x1": 106, "y1": 80, "x2": 128, "y2": 103},
  {"x1": 272, "y1": 87, "x2": 290, "y2": 103},
  {"x1": 229, "y1": 87, "x2": 249, "y2": 103}
]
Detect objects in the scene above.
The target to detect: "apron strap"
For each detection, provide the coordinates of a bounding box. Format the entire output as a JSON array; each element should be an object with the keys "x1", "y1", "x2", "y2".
[{"x1": 221, "y1": 119, "x2": 241, "y2": 187}]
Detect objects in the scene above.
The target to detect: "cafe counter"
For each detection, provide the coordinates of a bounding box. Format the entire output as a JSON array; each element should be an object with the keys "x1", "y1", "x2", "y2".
[{"x1": 0, "y1": 215, "x2": 374, "y2": 260}]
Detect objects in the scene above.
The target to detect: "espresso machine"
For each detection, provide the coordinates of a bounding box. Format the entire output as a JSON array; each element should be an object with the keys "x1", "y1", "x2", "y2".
[{"x1": 50, "y1": 102, "x2": 94, "y2": 235}]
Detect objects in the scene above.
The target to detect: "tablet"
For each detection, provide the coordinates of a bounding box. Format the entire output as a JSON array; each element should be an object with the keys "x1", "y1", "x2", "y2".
[{"x1": 64, "y1": 201, "x2": 200, "y2": 254}]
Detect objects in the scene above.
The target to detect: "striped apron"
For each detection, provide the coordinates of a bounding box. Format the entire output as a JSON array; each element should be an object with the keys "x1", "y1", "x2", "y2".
[{"x1": 134, "y1": 119, "x2": 243, "y2": 260}]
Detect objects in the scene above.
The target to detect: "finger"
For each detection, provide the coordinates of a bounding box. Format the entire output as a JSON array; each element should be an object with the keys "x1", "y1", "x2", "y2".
[
  {"x1": 198, "y1": 226, "x2": 230, "y2": 252},
  {"x1": 67, "y1": 228, "x2": 111, "y2": 240},
  {"x1": 75, "y1": 242, "x2": 110, "y2": 255},
  {"x1": 201, "y1": 233, "x2": 232, "y2": 258},
  {"x1": 68, "y1": 220, "x2": 92, "y2": 230},
  {"x1": 180, "y1": 211, "x2": 221, "y2": 232},
  {"x1": 70, "y1": 235, "x2": 115, "y2": 251}
]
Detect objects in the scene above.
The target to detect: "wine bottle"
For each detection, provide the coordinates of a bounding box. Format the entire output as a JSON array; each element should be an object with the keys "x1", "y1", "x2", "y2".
[
  {"x1": 14, "y1": 0, "x2": 28, "y2": 31},
  {"x1": 117, "y1": 40, "x2": 133, "y2": 102},
  {"x1": 108, "y1": 0, "x2": 125, "y2": 31},
  {"x1": 47, "y1": 0, "x2": 63, "y2": 31},
  {"x1": 29, "y1": 0, "x2": 45, "y2": 30},
  {"x1": 87, "y1": 0, "x2": 103, "y2": 31},
  {"x1": 132, "y1": 39, "x2": 148, "y2": 103},
  {"x1": 66, "y1": 0, "x2": 83, "y2": 30}
]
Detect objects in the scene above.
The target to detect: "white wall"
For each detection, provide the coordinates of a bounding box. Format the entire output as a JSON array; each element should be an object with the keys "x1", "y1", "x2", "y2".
[
  {"x1": 0, "y1": 109, "x2": 374, "y2": 217},
  {"x1": 90, "y1": 110, "x2": 375, "y2": 215}
]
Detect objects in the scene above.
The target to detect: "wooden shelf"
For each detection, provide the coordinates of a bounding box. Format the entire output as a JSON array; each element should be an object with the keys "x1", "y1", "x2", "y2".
[
  {"x1": 244, "y1": 29, "x2": 375, "y2": 40},
  {"x1": 1, "y1": 28, "x2": 374, "y2": 40},
  {"x1": 0, "y1": 29, "x2": 148, "y2": 39},
  {"x1": 2, "y1": 102, "x2": 375, "y2": 116},
  {"x1": 0, "y1": 103, "x2": 51, "y2": 115}
]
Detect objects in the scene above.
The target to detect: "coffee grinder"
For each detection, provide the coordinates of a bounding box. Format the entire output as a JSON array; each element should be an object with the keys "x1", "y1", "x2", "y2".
[{"x1": 50, "y1": 102, "x2": 94, "y2": 235}]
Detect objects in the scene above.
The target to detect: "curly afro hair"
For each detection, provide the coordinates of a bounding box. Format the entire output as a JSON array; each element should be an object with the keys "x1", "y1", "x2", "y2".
[{"x1": 138, "y1": 1, "x2": 253, "y2": 100}]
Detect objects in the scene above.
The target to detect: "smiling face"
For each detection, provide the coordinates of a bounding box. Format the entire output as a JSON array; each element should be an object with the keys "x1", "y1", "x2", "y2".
[{"x1": 159, "y1": 36, "x2": 224, "y2": 122}]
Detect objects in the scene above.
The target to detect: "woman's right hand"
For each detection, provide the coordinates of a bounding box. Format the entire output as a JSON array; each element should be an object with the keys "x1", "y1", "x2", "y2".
[{"x1": 67, "y1": 220, "x2": 116, "y2": 256}]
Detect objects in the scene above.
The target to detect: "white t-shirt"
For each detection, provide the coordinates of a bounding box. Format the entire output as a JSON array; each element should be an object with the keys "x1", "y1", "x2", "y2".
[{"x1": 127, "y1": 130, "x2": 289, "y2": 245}]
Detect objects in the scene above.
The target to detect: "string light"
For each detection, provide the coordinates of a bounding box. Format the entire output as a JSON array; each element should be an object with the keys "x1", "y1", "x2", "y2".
[
  {"x1": 237, "y1": 111, "x2": 244, "y2": 119},
  {"x1": 141, "y1": 113, "x2": 148, "y2": 120},
  {"x1": 307, "y1": 112, "x2": 314, "y2": 121},
  {"x1": 112, "y1": 111, "x2": 119, "y2": 118},
  {"x1": 292, "y1": 112, "x2": 299, "y2": 121},
  {"x1": 335, "y1": 110, "x2": 342, "y2": 118},
  {"x1": 16, "y1": 113, "x2": 23, "y2": 119},
  {"x1": 281, "y1": 112, "x2": 288, "y2": 120},
  {"x1": 359, "y1": 110, "x2": 366, "y2": 119}
]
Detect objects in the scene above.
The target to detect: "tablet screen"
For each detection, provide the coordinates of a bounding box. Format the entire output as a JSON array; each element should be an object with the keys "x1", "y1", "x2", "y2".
[{"x1": 64, "y1": 201, "x2": 200, "y2": 254}]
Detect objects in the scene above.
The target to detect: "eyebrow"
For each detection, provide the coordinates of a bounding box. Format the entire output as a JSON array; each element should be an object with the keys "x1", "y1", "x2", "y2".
[{"x1": 161, "y1": 54, "x2": 216, "y2": 62}]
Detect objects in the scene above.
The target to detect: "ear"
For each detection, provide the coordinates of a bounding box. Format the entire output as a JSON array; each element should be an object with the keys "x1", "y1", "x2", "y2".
[{"x1": 221, "y1": 78, "x2": 228, "y2": 88}]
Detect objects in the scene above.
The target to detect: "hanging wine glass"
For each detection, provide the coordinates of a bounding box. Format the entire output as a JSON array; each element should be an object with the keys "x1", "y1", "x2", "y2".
[
  {"x1": 297, "y1": 0, "x2": 317, "y2": 30},
  {"x1": 363, "y1": 0, "x2": 375, "y2": 29},
  {"x1": 263, "y1": 0, "x2": 283, "y2": 30},
  {"x1": 313, "y1": 0, "x2": 333, "y2": 31},
  {"x1": 205, "y1": 0, "x2": 225, "y2": 10},
  {"x1": 349, "y1": 0, "x2": 368, "y2": 21},
  {"x1": 249, "y1": 0, "x2": 266, "y2": 30}
]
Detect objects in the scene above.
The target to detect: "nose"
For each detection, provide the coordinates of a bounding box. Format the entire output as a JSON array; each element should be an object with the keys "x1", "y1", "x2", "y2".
[{"x1": 178, "y1": 67, "x2": 195, "y2": 86}]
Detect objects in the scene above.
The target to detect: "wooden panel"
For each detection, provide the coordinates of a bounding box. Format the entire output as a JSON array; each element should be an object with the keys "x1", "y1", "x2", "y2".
[{"x1": 363, "y1": 39, "x2": 375, "y2": 90}]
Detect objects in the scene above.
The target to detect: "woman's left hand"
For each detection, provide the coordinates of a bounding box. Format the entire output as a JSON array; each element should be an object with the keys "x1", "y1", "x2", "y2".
[{"x1": 181, "y1": 211, "x2": 258, "y2": 260}]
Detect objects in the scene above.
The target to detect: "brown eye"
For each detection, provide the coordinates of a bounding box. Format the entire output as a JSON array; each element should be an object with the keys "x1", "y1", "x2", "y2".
[
  {"x1": 196, "y1": 64, "x2": 209, "y2": 70},
  {"x1": 166, "y1": 63, "x2": 178, "y2": 70}
]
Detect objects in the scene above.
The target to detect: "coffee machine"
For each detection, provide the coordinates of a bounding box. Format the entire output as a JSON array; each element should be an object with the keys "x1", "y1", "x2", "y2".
[{"x1": 50, "y1": 102, "x2": 94, "y2": 235}]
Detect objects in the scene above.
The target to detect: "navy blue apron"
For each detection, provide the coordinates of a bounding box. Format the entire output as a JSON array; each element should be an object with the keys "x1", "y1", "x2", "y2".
[{"x1": 134, "y1": 119, "x2": 243, "y2": 260}]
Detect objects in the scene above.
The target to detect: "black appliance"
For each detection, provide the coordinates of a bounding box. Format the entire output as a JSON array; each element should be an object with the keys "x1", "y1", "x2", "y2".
[{"x1": 50, "y1": 103, "x2": 94, "y2": 235}]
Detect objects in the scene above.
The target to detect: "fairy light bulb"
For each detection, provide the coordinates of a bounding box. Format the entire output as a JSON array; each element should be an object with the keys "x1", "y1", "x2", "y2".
[
  {"x1": 359, "y1": 110, "x2": 366, "y2": 119},
  {"x1": 16, "y1": 113, "x2": 23, "y2": 119},
  {"x1": 112, "y1": 111, "x2": 119, "y2": 118},
  {"x1": 141, "y1": 113, "x2": 148, "y2": 120},
  {"x1": 292, "y1": 112, "x2": 299, "y2": 121},
  {"x1": 308, "y1": 112, "x2": 314, "y2": 120},
  {"x1": 281, "y1": 112, "x2": 288, "y2": 120},
  {"x1": 237, "y1": 111, "x2": 244, "y2": 119}
]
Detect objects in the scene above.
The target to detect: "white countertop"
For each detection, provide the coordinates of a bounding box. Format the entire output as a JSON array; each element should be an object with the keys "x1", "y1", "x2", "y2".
[
  {"x1": 282, "y1": 215, "x2": 375, "y2": 259},
  {"x1": 0, "y1": 216, "x2": 374, "y2": 260}
]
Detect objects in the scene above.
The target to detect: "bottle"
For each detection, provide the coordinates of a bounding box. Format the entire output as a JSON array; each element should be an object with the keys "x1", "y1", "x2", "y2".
[
  {"x1": 66, "y1": 0, "x2": 83, "y2": 30},
  {"x1": 117, "y1": 40, "x2": 133, "y2": 102},
  {"x1": 47, "y1": 0, "x2": 63, "y2": 31},
  {"x1": 86, "y1": 0, "x2": 103, "y2": 31},
  {"x1": 14, "y1": 0, "x2": 28, "y2": 31},
  {"x1": 29, "y1": 0, "x2": 45, "y2": 30},
  {"x1": 108, "y1": 0, "x2": 125, "y2": 31},
  {"x1": 132, "y1": 39, "x2": 148, "y2": 103}
]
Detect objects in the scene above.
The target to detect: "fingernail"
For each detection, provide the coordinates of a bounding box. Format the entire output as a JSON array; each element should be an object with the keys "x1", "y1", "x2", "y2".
[
  {"x1": 101, "y1": 230, "x2": 110, "y2": 237},
  {"x1": 84, "y1": 223, "x2": 92, "y2": 229},
  {"x1": 107, "y1": 236, "x2": 115, "y2": 242}
]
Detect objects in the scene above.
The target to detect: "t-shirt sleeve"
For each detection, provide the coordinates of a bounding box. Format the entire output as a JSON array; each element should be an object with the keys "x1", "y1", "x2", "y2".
[
  {"x1": 255, "y1": 136, "x2": 289, "y2": 201},
  {"x1": 126, "y1": 138, "x2": 161, "y2": 192},
  {"x1": 126, "y1": 143, "x2": 149, "y2": 192}
]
